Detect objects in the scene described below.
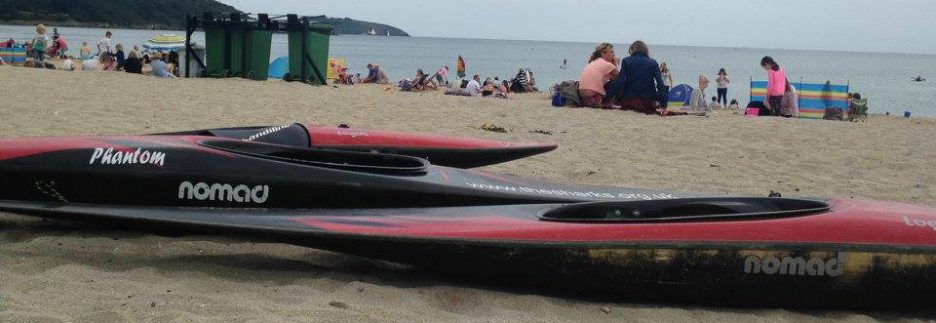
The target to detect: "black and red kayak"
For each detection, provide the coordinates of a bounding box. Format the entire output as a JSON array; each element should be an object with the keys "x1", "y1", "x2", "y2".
[
  {"x1": 1, "y1": 134, "x2": 934, "y2": 308},
  {"x1": 158, "y1": 123, "x2": 557, "y2": 168}
]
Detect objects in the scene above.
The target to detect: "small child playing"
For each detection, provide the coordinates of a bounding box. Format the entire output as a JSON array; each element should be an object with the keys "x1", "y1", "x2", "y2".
[
  {"x1": 60, "y1": 55, "x2": 76, "y2": 71},
  {"x1": 100, "y1": 52, "x2": 115, "y2": 71},
  {"x1": 728, "y1": 99, "x2": 740, "y2": 109},
  {"x1": 114, "y1": 44, "x2": 126, "y2": 71}
]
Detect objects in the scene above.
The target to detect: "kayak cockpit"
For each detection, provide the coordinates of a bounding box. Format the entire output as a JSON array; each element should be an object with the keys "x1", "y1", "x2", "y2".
[
  {"x1": 199, "y1": 139, "x2": 428, "y2": 176},
  {"x1": 540, "y1": 197, "x2": 830, "y2": 223}
]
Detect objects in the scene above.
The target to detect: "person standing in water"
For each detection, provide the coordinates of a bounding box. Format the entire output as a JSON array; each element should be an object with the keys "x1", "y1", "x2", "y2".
[{"x1": 716, "y1": 68, "x2": 729, "y2": 107}]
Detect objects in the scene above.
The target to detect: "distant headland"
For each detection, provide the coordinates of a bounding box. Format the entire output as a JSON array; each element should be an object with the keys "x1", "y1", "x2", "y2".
[{"x1": 0, "y1": 0, "x2": 410, "y2": 36}]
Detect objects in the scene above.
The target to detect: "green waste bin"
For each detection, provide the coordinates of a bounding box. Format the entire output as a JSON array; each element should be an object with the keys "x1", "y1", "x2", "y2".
[
  {"x1": 243, "y1": 29, "x2": 273, "y2": 81},
  {"x1": 204, "y1": 25, "x2": 228, "y2": 77},
  {"x1": 228, "y1": 27, "x2": 245, "y2": 77},
  {"x1": 287, "y1": 23, "x2": 332, "y2": 85}
]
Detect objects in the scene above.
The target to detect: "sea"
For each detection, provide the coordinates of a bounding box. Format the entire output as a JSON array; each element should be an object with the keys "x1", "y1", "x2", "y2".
[{"x1": 3, "y1": 24, "x2": 935, "y2": 116}]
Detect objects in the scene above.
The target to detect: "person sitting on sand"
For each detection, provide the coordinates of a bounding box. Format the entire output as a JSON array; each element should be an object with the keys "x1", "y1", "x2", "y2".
[
  {"x1": 150, "y1": 53, "x2": 175, "y2": 78},
  {"x1": 79, "y1": 42, "x2": 92, "y2": 60},
  {"x1": 493, "y1": 80, "x2": 509, "y2": 99},
  {"x1": 466, "y1": 75, "x2": 482, "y2": 96},
  {"x1": 360, "y1": 64, "x2": 389, "y2": 84},
  {"x1": 606, "y1": 41, "x2": 689, "y2": 116},
  {"x1": 362, "y1": 64, "x2": 378, "y2": 83},
  {"x1": 688, "y1": 75, "x2": 711, "y2": 115},
  {"x1": 123, "y1": 51, "x2": 143, "y2": 74},
  {"x1": 100, "y1": 52, "x2": 115, "y2": 71},
  {"x1": 167, "y1": 51, "x2": 180, "y2": 76},
  {"x1": 728, "y1": 99, "x2": 740, "y2": 109},
  {"x1": 114, "y1": 44, "x2": 126, "y2": 71},
  {"x1": 482, "y1": 78, "x2": 495, "y2": 97},
  {"x1": 60, "y1": 56, "x2": 76, "y2": 71},
  {"x1": 578, "y1": 42, "x2": 619, "y2": 108},
  {"x1": 780, "y1": 79, "x2": 799, "y2": 118},
  {"x1": 412, "y1": 69, "x2": 436, "y2": 90}
]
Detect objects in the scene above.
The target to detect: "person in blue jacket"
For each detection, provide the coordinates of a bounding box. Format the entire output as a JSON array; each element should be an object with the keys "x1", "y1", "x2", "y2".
[{"x1": 606, "y1": 40, "x2": 687, "y2": 116}]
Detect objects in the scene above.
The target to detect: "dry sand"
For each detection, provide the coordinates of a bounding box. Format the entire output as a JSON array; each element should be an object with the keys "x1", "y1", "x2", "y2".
[{"x1": 1, "y1": 66, "x2": 934, "y2": 322}]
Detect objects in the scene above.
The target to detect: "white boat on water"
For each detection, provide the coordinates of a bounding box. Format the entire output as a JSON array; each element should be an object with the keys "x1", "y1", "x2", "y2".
[{"x1": 367, "y1": 28, "x2": 377, "y2": 35}]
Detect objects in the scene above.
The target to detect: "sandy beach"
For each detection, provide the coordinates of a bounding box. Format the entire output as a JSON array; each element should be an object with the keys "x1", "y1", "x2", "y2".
[{"x1": 1, "y1": 65, "x2": 935, "y2": 322}]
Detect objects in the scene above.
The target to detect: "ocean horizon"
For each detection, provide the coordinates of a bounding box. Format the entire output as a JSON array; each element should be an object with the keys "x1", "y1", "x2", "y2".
[{"x1": 4, "y1": 24, "x2": 935, "y2": 116}]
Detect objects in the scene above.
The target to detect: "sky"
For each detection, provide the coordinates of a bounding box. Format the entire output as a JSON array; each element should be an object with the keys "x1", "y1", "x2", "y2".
[{"x1": 217, "y1": 0, "x2": 936, "y2": 55}]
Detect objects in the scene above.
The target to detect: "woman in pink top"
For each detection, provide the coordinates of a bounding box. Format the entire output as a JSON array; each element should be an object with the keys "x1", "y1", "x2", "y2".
[
  {"x1": 578, "y1": 43, "x2": 619, "y2": 108},
  {"x1": 760, "y1": 56, "x2": 787, "y2": 116}
]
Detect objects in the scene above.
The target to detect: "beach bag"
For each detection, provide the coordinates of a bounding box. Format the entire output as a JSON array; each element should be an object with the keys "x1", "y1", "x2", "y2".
[
  {"x1": 551, "y1": 92, "x2": 566, "y2": 107},
  {"x1": 746, "y1": 101, "x2": 770, "y2": 116},
  {"x1": 745, "y1": 107, "x2": 760, "y2": 117},
  {"x1": 553, "y1": 80, "x2": 580, "y2": 107},
  {"x1": 399, "y1": 79, "x2": 413, "y2": 91},
  {"x1": 823, "y1": 108, "x2": 844, "y2": 121}
]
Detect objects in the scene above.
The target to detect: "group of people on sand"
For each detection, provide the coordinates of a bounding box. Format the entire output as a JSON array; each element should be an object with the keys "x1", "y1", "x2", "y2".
[
  {"x1": 7, "y1": 25, "x2": 179, "y2": 79},
  {"x1": 330, "y1": 61, "x2": 393, "y2": 85},
  {"x1": 576, "y1": 40, "x2": 690, "y2": 115},
  {"x1": 328, "y1": 60, "x2": 536, "y2": 100},
  {"x1": 574, "y1": 40, "x2": 801, "y2": 117}
]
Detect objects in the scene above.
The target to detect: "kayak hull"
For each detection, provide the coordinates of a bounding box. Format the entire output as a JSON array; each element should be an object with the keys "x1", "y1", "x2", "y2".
[{"x1": 1, "y1": 199, "x2": 934, "y2": 309}]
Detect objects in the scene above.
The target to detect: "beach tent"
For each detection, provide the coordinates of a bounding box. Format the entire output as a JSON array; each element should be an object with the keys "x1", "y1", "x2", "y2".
[
  {"x1": 667, "y1": 84, "x2": 694, "y2": 109},
  {"x1": 750, "y1": 80, "x2": 849, "y2": 119},
  {"x1": 142, "y1": 34, "x2": 186, "y2": 51},
  {"x1": 268, "y1": 56, "x2": 289, "y2": 78},
  {"x1": 326, "y1": 57, "x2": 347, "y2": 80}
]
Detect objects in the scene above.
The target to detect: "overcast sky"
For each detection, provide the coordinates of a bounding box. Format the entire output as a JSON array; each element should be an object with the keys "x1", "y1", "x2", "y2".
[{"x1": 218, "y1": 0, "x2": 936, "y2": 54}]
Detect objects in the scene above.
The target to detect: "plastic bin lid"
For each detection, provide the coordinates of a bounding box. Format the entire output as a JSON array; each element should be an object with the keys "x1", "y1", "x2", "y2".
[{"x1": 307, "y1": 23, "x2": 334, "y2": 33}]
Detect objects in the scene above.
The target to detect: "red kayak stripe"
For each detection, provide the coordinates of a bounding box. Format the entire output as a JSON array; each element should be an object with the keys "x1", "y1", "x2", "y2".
[
  {"x1": 306, "y1": 126, "x2": 554, "y2": 149},
  {"x1": 290, "y1": 199, "x2": 936, "y2": 246}
]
